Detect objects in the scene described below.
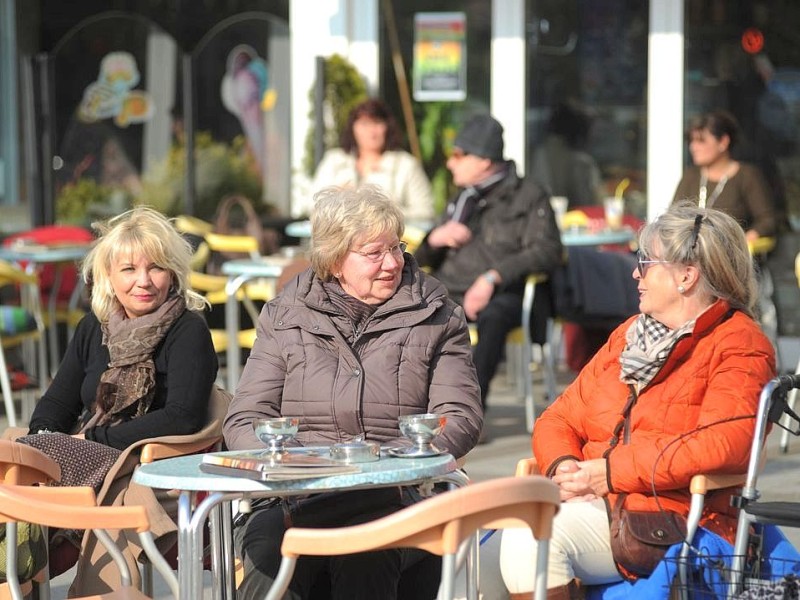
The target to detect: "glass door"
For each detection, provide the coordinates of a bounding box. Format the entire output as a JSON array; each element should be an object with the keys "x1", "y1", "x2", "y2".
[{"x1": 525, "y1": 0, "x2": 650, "y2": 221}]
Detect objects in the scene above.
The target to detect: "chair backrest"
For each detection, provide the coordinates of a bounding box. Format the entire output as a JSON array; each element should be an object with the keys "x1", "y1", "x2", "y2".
[
  {"x1": 204, "y1": 232, "x2": 260, "y2": 258},
  {"x1": 0, "y1": 440, "x2": 61, "y2": 599},
  {"x1": 280, "y1": 476, "x2": 559, "y2": 558},
  {"x1": 0, "y1": 439, "x2": 60, "y2": 485},
  {"x1": 270, "y1": 476, "x2": 560, "y2": 600},
  {"x1": 174, "y1": 215, "x2": 214, "y2": 238},
  {"x1": 0, "y1": 483, "x2": 178, "y2": 599}
]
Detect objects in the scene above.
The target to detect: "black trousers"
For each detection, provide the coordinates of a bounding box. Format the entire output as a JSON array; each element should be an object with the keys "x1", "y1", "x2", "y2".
[
  {"x1": 235, "y1": 487, "x2": 437, "y2": 600},
  {"x1": 472, "y1": 291, "x2": 523, "y2": 407}
]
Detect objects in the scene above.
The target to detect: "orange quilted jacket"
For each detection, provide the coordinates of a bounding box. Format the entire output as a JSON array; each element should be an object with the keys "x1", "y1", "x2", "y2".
[{"x1": 533, "y1": 300, "x2": 776, "y2": 542}]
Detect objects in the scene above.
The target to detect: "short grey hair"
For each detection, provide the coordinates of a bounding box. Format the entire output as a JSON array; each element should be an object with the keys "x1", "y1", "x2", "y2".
[
  {"x1": 638, "y1": 201, "x2": 758, "y2": 317},
  {"x1": 309, "y1": 185, "x2": 405, "y2": 280}
]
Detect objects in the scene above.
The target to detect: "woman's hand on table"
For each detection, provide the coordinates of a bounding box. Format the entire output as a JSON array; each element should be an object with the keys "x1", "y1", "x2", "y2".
[{"x1": 551, "y1": 458, "x2": 609, "y2": 502}]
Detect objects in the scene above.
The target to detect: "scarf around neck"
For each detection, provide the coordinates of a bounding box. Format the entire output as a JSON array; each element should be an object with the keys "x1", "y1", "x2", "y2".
[
  {"x1": 83, "y1": 295, "x2": 186, "y2": 429},
  {"x1": 619, "y1": 313, "x2": 696, "y2": 389}
]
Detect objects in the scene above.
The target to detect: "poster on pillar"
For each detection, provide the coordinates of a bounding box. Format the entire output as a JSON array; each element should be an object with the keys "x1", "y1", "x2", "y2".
[{"x1": 412, "y1": 12, "x2": 467, "y2": 102}]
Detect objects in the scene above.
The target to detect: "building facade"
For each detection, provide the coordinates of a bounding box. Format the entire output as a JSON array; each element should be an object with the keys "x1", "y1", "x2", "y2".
[{"x1": 2, "y1": 1, "x2": 799, "y2": 230}]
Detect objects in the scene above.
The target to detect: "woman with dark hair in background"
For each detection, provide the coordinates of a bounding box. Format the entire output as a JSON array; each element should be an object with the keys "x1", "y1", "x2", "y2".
[
  {"x1": 673, "y1": 109, "x2": 776, "y2": 242},
  {"x1": 305, "y1": 98, "x2": 435, "y2": 222}
]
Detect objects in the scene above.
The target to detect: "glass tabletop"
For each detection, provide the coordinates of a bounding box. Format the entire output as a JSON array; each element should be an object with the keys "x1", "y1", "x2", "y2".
[{"x1": 133, "y1": 448, "x2": 459, "y2": 494}]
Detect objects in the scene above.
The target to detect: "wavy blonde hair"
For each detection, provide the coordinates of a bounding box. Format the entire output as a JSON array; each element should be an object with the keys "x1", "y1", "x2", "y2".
[{"x1": 82, "y1": 206, "x2": 208, "y2": 321}]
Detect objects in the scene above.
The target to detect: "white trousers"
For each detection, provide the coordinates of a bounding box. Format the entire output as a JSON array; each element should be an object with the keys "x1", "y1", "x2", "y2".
[{"x1": 499, "y1": 498, "x2": 623, "y2": 592}]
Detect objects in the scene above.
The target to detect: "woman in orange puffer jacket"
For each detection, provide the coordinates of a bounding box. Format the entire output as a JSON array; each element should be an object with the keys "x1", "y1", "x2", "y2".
[{"x1": 501, "y1": 202, "x2": 775, "y2": 599}]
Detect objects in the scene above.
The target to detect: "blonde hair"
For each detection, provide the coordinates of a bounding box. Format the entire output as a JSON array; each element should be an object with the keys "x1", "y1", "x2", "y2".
[
  {"x1": 638, "y1": 202, "x2": 758, "y2": 317},
  {"x1": 309, "y1": 185, "x2": 405, "y2": 280},
  {"x1": 82, "y1": 206, "x2": 208, "y2": 321}
]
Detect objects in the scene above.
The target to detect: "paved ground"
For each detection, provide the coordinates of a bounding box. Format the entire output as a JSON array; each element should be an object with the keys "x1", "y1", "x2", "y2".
[{"x1": 11, "y1": 362, "x2": 800, "y2": 598}]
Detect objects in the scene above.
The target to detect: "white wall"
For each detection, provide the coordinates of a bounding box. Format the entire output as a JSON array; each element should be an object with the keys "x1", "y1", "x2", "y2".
[
  {"x1": 289, "y1": 0, "x2": 378, "y2": 215},
  {"x1": 491, "y1": 0, "x2": 526, "y2": 173},
  {"x1": 647, "y1": 1, "x2": 685, "y2": 222}
]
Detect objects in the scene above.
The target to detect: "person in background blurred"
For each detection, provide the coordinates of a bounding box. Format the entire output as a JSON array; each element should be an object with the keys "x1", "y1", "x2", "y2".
[
  {"x1": 306, "y1": 98, "x2": 435, "y2": 222},
  {"x1": 415, "y1": 114, "x2": 562, "y2": 429},
  {"x1": 673, "y1": 109, "x2": 776, "y2": 243},
  {"x1": 530, "y1": 99, "x2": 604, "y2": 208},
  {"x1": 225, "y1": 185, "x2": 481, "y2": 599}
]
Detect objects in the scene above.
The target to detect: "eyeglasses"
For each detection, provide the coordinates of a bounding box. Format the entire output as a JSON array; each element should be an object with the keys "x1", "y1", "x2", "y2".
[
  {"x1": 636, "y1": 251, "x2": 670, "y2": 277},
  {"x1": 352, "y1": 241, "x2": 407, "y2": 263}
]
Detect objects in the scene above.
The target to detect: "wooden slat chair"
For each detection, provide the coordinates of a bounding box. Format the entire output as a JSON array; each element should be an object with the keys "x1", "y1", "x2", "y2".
[
  {"x1": 0, "y1": 261, "x2": 47, "y2": 426},
  {"x1": 265, "y1": 476, "x2": 561, "y2": 600}
]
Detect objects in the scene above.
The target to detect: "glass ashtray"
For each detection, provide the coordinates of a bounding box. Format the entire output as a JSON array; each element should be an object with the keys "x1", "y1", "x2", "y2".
[{"x1": 329, "y1": 441, "x2": 381, "y2": 463}]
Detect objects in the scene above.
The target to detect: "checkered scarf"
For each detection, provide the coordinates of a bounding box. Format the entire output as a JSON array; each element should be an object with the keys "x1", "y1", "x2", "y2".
[{"x1": 619, "y1": 313, "x2": 695, "y2": 389}]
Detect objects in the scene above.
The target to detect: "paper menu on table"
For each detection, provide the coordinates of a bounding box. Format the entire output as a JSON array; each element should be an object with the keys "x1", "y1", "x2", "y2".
[{"x1": 199, "y1": 450, "x2": 361, "y2": 481}]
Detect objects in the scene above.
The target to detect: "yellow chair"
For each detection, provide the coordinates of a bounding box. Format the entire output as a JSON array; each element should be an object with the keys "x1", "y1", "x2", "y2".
[
  {"x1": 265, "y1": 476, "x2": 561, "y2": 600},
  {"x1": 204, "y1": 232, "x2": 260, "y2": 259},
  {"x1": 188, "y1": 271, "x2": 272, "y2": 356},
  {"x1": 747, "y1": 236, "x2": 776, "y2": 257},
  {"x1": 401, "y1": 225, "x2": 427, "y2": 255},
  {"x1": 560, "y1": 210, "x2": 590, "y2": 231},
  {"x1": 0, "y1": 260, "x2": 47, "y2": 426},
  {"x1": 173, "y1": 215, "x2": 214, "y2": 238}
]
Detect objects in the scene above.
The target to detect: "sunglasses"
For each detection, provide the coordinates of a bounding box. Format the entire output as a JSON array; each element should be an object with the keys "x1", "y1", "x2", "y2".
[
  {"x1": 448, "y1": 149, "x2": 471, "y2": 159},
  {"x1": 636, "y1": 251, "x2": 670, "y2": 278}
]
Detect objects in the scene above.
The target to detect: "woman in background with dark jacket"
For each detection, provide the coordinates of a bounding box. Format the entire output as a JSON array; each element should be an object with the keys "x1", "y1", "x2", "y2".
[
  {"x1": 673, "y1": 109, "x2": 776, "y2": 242},
  {"x1": 224, "y1": 185, "x2": 482, "y2": 599}
]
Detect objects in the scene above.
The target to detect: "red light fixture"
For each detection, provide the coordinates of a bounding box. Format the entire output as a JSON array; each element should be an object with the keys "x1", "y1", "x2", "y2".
[{"x1": 741, "y1": 28, "x2": 764, "y2": 54}]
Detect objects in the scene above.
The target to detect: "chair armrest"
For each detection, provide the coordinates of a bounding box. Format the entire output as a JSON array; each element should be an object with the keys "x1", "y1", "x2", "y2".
[
  {"x1": 689, "y1": 473, "x2": 746, "y2": 495},
  {"x1": 0, "y1": 484, "x2": 149, "y2": 532},
  {"x1": 3, "y1": 485, "x2": 96, "y2": 506},
  {"x1": 140, "y1": 436, "x2": 221, "y2": 464},
  {"x1": 515, "y1": 457, "x2": 541, "y2": 477}
]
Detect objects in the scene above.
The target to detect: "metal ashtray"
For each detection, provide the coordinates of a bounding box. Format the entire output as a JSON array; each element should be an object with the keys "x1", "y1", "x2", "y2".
[{"x1": 329, "y1": 441, "x2": 380, "y2": 463}]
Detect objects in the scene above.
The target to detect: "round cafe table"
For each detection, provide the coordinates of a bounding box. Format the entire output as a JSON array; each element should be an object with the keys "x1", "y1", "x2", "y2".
[
  {"x1": 133, "y1": 449, "x2": 466, "y2": 600},
  {"x1": 560, "y1": 226, "x2": 635, "y2": 247}
]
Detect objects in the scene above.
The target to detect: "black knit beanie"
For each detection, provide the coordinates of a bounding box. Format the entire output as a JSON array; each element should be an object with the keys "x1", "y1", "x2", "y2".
[{"x1": 453, "y1": 115, "x2": 504, "y2": 162}]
